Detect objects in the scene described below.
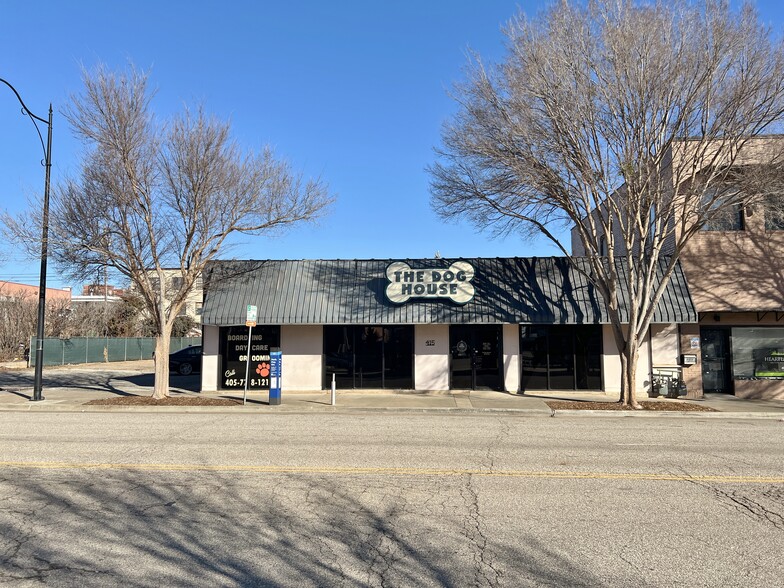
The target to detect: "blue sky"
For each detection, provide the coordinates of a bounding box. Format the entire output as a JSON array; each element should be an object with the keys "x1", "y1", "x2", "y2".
[{"x1": 2, "y1": 1, "x2": 784, "y2": 290}]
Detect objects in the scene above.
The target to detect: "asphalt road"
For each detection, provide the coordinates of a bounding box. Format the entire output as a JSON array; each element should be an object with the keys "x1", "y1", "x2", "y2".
[{"x1": 0, "y1": 412, "x2": 782, "y2": 587}]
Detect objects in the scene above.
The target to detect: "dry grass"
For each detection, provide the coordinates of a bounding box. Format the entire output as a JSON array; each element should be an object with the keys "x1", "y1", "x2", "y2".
[
  {"x1": 546, "y1": 400, "x2": 716, "y2": 412},
  {"x1": 86, "y1": 395, "x2": 240, "y2": 406}
]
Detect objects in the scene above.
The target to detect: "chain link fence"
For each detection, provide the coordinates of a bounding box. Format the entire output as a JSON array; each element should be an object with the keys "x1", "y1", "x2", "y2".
[{"x1": 28, "y1": 337, "x2": 201, "y2": 367}]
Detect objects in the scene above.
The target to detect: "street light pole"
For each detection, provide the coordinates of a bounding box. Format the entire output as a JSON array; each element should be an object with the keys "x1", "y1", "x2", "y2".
[{"x1": 0, "y1": 77, "x2": 53, "y2": 402}]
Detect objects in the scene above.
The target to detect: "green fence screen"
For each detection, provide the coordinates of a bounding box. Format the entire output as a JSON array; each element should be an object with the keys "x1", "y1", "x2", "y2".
[{"x1": 28, "y1": 337, "x2": 201, "y2": 367}]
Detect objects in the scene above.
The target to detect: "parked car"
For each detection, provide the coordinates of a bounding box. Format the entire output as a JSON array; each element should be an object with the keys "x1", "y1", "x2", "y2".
[{"x1": 169, "y1": 345, "x2": 202, "y2": 375}]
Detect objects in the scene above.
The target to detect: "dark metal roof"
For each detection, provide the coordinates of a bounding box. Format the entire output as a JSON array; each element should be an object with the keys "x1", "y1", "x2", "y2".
[{"x1": 201, "y1": 257, "x2": 697, "y2": 326}]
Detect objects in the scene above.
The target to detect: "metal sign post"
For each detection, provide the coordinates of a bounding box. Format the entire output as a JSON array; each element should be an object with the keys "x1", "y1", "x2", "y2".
[{"x1": 243, "y1": 305, "x2": 257, "y2": 406}]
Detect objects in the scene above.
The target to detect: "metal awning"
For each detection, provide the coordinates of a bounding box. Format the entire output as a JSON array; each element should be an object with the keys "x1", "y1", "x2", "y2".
[{"x1": 201, "y1": 257, "x2": 697, "y2": 326}]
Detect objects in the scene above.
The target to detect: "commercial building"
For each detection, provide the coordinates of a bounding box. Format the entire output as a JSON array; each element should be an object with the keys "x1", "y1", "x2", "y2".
[
  {"x1": 199, "y1": 258, "x2": 695, "y2": 395},
  {"x1": 569, "y1": 137, "x2": 784, "y2": 400},
  {"x1": 131, "y1": 269, "x2": 203, "y2": 334},
  {"x1": 0, "y1": 281, "x2": 71, "y2": 303},
  {"x1": 677, "y1": 192, "x2": 784, "y2": 400}
]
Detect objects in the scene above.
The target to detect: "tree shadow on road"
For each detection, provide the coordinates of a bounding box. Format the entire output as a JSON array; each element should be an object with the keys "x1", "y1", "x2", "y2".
[{"x1": 0, "y1": 465, "x2": 600, "y2": 587}]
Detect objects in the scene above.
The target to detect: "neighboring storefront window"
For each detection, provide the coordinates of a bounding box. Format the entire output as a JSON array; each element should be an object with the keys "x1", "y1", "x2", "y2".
[
  {"x1": 323, "y1": 325, "x2": 413, "y2": 389},
  {"x1": 219, "y1": 325, "x2": 280, "y2": 390},
  {"x1": 731, "y1": 327, "x2": 784, "y2": 379}
]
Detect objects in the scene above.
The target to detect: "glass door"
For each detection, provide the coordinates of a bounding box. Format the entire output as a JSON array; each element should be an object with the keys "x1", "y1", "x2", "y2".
[
  {"x1": 548, "y1": 328, "x2": 576, "y2": 389},
  {"x1": 383, "y1": 326, "x2": 414, "y2": 389},
  {"x1": 701, "y1": 327, "x2": 732, "y2": 393},
  {"x1": 450, "y1": 325, "x2": 502, "y2": 390}
]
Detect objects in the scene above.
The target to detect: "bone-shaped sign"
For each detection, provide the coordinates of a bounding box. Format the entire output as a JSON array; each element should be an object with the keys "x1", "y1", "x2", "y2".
[{"x1": 385, "y1": 261, "x2": 475, "y2": 305}]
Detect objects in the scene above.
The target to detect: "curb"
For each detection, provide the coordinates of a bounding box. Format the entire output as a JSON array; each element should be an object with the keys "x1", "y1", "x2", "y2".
[
  {"x1": 548, "y1": 409, "x2": 784, "y2": 419},
  {"x1": 1, "y1": 402, "x2": 783, "y2": 419}
]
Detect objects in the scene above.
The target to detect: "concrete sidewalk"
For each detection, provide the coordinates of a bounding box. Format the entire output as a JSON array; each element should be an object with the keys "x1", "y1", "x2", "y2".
[{"x1": 1, "y1": 361, "x2": 784, "y2": 417}]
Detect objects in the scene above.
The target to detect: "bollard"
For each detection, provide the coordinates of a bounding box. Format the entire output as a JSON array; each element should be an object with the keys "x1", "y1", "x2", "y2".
[{"x1": 331, "y1": 372, "x2": 336, "y2": 406}]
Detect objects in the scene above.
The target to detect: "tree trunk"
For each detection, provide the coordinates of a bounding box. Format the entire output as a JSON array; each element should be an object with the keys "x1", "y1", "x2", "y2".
[
  {"x1": 619, "y1": 351, "x2": 629, "y2": 405},
  {"x1": 152, "y1": 333, "x2": 171, "y2": 399},
  {"x1": 621, "y1": 338, "x2": 641, "y2": 409}
]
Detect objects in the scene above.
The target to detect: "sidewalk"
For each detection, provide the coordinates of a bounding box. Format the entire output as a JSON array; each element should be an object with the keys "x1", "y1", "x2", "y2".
[{"x1": 1, "y1": 362, "x2": 784, "y2": 417}]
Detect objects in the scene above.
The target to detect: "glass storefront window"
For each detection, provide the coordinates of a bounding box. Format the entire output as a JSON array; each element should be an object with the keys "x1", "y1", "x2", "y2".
[
  {"x1": 731, "y1": 327, "x2": 784, "y2": 379},
  {"x1": 218, "y1": 325, "x2": 280, "y2": 390},
  {"x1": 520, "y1": 325, "x2": 602, "y2": 390},
  {"x1": 323, "y1": 325, "x2": 413, "y2": 389},
  {"x1": 520, "y1": 326, "x2": 549, "y2": 390}
]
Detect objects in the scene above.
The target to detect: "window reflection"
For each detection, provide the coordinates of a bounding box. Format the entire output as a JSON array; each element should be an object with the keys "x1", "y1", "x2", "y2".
[
  {"x1": 701, "y1": 186, "x2": 744, "y2": 231},
  {"x1": 520, "y1": 325, "x2": 602, "y2": 390},
  {"x1": 324, "y1": 325, "x2": 413, "y2": 389}
]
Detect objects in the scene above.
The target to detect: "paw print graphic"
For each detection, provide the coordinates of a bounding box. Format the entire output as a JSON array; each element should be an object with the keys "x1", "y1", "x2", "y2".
[{"x1": 256, "y1": 362, "x2": 270, "y2": 377}]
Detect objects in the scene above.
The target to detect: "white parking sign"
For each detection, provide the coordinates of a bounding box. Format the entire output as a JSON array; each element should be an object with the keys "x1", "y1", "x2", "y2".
[{"x1": 246, "y1": 304, "x2": 257, "y2": 326}]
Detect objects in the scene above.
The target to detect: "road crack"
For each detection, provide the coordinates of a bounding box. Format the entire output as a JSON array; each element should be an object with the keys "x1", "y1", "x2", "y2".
[
  {"x1": 689, "y1": 480, "x2": 784, "y2": 531},
  {"x1": 460, "y1": 474, "x2": 503, "y2": 587}
]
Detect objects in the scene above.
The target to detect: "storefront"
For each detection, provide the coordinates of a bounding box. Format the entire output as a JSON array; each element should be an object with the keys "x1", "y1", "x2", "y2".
[
  {"x1": 696, "y1": 314, "x2": 784, "y2": 399},
  {"x1": 199, "y1": 257, "x2": 696, "y2": 394}
]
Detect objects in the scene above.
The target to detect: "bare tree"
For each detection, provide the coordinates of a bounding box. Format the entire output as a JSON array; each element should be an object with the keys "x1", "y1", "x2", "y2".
[
  {"x1": 0, "y1": 292, "x2": 37, "y2": 361},
  {"x1": 429, "y1": 0, "x2": 784, "y2": 406},
  {"x1": 0, "y1": 287, "x2": 71, "y2": 361},
  {"x1": 4, "y1": 64, "x2": 333, "y2": 398}
]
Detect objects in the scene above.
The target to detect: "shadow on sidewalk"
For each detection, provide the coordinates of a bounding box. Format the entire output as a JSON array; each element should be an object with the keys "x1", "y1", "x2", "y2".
[
  {"x1": 1, "y1": 388, "x2": 32, "y2": 400},
  {"x1": 113, "y1": 373, "x2": 201, "y2": 394},
  {"x1": 0, "y1": 368, "x2": 202, "y2": 398}
]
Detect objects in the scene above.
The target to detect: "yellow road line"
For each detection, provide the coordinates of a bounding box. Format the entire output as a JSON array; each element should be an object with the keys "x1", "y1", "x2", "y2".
[{"x1": 0, "y1": 461, "x2": 781, "y2": 484}]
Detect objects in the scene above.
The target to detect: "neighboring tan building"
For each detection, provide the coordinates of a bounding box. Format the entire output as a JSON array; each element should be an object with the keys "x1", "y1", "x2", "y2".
[
  {"x1": 678, "y1": 188, "x2": 784, "y2": 400},
  {"x1": 144, "y1": 269, "x2": 203, "y2": 326},
  {"x1": 571, "y1": 136, "x2": 784, "y2": 400}
]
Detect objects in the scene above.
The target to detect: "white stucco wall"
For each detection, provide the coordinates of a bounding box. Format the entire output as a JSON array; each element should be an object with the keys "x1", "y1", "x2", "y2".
[
  {"x1": 601, "y1": 325, "x2": 620, "y2": 393},
  {"x1": 414, "y1": 324, "x2": 450, "y2": 390},
  {"x1": 281, "y1": 325, "x2": 323, "y2": 390},
  {"x1": 650, "y1": 323, "x2": 680, "y2": 366},
  {"x1": 201, "y1": 324, "x2": 220, "y2": 392},
  {"x1": 638, "y1": 332, "x2": 652, "y2": 393},
  {"x1": 503, "y1": 324, "x2": 520, "y2": 393},
  {"x1": 602, "y1": 324, "x2": 652, "y2": 395}
]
